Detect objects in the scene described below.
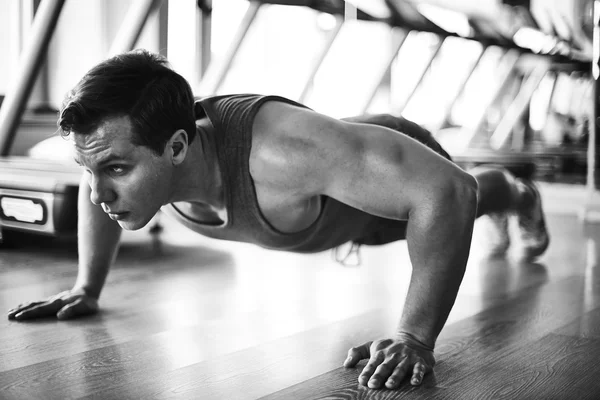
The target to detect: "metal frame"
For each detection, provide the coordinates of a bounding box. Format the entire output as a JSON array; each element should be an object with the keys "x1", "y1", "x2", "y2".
[
  {"x1": 298, "y1": 14, "x2": 344, "y2": 103},
  {"x1": 158, "y1": 0, "x2": 169, "y2": 57},
  {"x1": 0, "y1": 0, "x2": 166, "y2": 157},
  {"x1": 108, "y1": 0, "x2": 165, "y2": 56},
  {"x1": 198, "y1": 1, "x2": 261, "y2": 95},
  {"x1": 462, "y1": 49, "x2": 521, "y2": 148},
  {"x1": 197, "y1": 0, "x2": 383, "y2": 98},
  {"x1": 385, "y1": 0, "x2": 448, "y2": 35},
  {"x1": 0, "y1": 0, "x2": 66, "y2": 156},
  {"x1": 396, "y1": 36, "x2": 445, "y2": 115},
  {"x1": 359, "y1": 27, "x2": 409, "y2": 114},
  {"x1": 197, "y1": 0, "x2": 212, "y2": 79},
  {"x1": 432, "y1": 45, "x2": 486, "y2": 132},
  {"x1": 32, "y1": 0, "x2": 53, "y2": 112},
  {"x1": 489, "y1": 60, "x2": 550, "y2": 150}
]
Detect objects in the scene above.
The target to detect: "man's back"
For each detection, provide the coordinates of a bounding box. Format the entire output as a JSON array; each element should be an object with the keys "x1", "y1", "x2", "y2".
[{"x1": 164, "y1": 94, "x2": 454, "y2": 253}]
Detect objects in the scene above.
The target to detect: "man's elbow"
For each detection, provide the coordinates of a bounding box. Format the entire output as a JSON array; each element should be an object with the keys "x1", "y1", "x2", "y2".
[
  {"x1": 431, "y1": 171, "x2": 478, "y2": 221},
  {"x1": 451, "y1": 172, "x2": 478, "y2": 219}
]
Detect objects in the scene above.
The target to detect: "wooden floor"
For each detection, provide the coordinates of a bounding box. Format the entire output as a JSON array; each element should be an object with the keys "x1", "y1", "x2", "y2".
[{"x1": 1, "y1": 191, "x2": 600, "y2": 399}]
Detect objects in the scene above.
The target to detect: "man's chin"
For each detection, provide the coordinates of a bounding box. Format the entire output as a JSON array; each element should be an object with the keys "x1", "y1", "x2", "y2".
[{"x1": 117, "y1": 218, "x2": 148, "y2": 231}]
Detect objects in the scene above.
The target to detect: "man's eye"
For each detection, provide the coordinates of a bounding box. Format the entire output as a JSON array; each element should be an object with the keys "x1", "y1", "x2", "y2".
[{"x1": 108, "y1": 166, "x2": 126, "y2": 175}]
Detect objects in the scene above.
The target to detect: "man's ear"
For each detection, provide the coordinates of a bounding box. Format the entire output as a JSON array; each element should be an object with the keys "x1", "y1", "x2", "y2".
[{"x1": 167, "y1": 129, "x2": 188, "y2": 165}]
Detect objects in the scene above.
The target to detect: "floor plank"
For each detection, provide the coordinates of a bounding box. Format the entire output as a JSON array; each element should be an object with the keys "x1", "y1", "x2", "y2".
[
  {"x1": 553, "y1": 307, "x2": 600, "y2": 339},
  {"x1": 438, "y1": 333, "x2": 600, "y2": 400},
  {"x1": 260, "y1": 275, "x2": 600, "y2": 400},
  {"x1": 1, "y1": 206, "x2": 599, "y2": 399},
  {"x1": 264, "y1": 333, "x2": 600, "y2": 400},
  {"x1": 2, "y1": 310, "x2": 391, "y2": 400}
]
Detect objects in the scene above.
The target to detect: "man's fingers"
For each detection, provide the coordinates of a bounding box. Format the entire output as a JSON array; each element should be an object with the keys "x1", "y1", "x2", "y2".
[
  {"x1": 7, "y1": 302, "x2": 40, "y2": 319},
  {"x1": 358, "y1": 350, "x2": 385, "y2": 386},
  {"x1": 343, "y1": 341, "x2": 372, "y2": 367},
  {"x1": 368, "y1": 353, "x2": 403, "y2": 389},
  {"x1": 12, "y1": 299, "x2": 63, "y2": 320},
  {"x1": 410, "y1": 361, "x2": 428, "y2": 386},
  {"x1": 385, "y1": 356, "x2": 411, "y2": 389},
  {"x1": 8, "y1": 291, "x2": 97, "y2": 321},
  {"x1": 8, "y1": 303, "x2": 40, "y2": 319},
  {"x1": 57, "y1": 298, "x2": 97, "y2": 320},
  {"x1": 11, "y1": 302, "x2": 35, "y2": 312}
]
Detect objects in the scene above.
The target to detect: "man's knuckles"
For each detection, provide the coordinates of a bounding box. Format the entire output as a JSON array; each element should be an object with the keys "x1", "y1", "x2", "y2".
[
  {"x1": 371, "y1": 338, "x2": 394, "y2": 350},
  {"x1": 373, "y1": 362, "x2": 395, "y2": 377},
  {"x1": 372, "y1": 350, "x2": 386, "y2": 361}
]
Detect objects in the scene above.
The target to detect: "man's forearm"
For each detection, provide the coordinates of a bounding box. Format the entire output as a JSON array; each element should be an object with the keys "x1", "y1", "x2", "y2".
[
  {"x1": 398, "y1": 178, "x2": 478, "y2": 348},
  {"x1": 74, "y1": 176, "x2": 122, "y2": 299}
]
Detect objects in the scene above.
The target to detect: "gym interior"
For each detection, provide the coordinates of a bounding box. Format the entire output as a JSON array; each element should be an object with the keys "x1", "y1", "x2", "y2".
[{"x1": 1, "y1": 0, "x2": 600, "y2": 399}]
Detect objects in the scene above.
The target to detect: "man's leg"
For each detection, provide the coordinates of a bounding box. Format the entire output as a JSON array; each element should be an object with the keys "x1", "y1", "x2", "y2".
[
  {"x1": 469, "y1": 165, "x2": 550, "y2": 260},
  {"x1": 470, "y1": 166, "x2": 521, "y2": 217},
  {"x1": 343, "y1": 113, "x2": 549, "y2": 260}
]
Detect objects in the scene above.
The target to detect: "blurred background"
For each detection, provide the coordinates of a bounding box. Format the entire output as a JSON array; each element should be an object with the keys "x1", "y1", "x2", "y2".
[{"x1": 0, "y1": 0, "x2": 598, "y2": 238}]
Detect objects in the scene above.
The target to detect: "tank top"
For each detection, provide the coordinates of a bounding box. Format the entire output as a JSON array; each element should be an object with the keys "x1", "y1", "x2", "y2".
[{"x1": 162, "y1": 94, "x2": 451, "y2": 254}]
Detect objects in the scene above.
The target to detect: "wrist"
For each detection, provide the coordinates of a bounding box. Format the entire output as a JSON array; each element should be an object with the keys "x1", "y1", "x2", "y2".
[
  {"x1": 72, "y1": 283, "x2": 101, "y2": 299},
  {"x1": 395, "y1": 331, "x2": 435, "y2": 352}
]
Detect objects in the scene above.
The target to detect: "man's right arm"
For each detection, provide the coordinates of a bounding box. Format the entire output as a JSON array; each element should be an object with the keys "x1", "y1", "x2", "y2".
[
  {"x1": 73, "y1": 174, "x2": 122, "y2": 299},
  {"x1": 7, "y1": 176, "x2": 121, "y2": 320}
]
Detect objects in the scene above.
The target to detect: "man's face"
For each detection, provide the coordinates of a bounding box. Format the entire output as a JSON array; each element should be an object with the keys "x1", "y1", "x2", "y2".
[{"x1": 73, "y1": 116, "x2": 174, "y2": 230}]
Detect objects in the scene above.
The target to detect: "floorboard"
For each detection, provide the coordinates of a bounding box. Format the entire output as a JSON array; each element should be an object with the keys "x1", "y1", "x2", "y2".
[
  {"x1": 1, "y1": 202, "x2": 600, "y2": 399},
  {"x1": 261, "y1": 276, "x2": 600, "y2": 400},
  {"x1": 554, "y1": 308, "x2": 600, "y2": 339}
]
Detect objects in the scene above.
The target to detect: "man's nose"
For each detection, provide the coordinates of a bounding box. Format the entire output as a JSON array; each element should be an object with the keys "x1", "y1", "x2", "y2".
[{"x1": 89, "y1": 175, "x2": 116, "y2": 206}]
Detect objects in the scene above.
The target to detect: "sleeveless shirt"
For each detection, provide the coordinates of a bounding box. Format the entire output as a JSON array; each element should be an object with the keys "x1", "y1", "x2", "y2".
[{"x1": 162, "y1": 94, "x2": 451, "y2": 254}]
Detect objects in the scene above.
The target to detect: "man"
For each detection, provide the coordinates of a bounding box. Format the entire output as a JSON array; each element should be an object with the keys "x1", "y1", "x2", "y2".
[{"x1": 7, "y1": 50, "x2": 549, "y2": 390}]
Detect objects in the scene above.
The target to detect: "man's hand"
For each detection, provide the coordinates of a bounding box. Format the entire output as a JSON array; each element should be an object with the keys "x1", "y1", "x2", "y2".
[
  {"x1": 343, "y1": 334, "x2": 435, "y2": 389},
  {"x1": 7, "y1": 288, "x2": 98, "y2": 321}
]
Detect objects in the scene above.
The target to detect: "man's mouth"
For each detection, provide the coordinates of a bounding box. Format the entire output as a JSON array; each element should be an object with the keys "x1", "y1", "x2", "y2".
[{"x1": 107, "y1": 211, "x2": 128, "y2": 221}]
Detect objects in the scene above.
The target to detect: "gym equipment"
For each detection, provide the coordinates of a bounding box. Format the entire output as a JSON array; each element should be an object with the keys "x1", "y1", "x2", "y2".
[{"x1": 0, "y1": 157, "x2": 80, "y2": 236}]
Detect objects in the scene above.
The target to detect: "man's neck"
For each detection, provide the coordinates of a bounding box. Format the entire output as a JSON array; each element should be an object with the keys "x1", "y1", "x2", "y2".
[{"x1": 167, "y1": 124, "x2": 224, "y2": 208}]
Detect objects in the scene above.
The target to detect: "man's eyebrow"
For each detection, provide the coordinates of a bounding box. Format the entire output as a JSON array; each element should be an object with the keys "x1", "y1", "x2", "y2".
[{"x1": 73, "y1": 155, "x2": 127, "y2": 167}]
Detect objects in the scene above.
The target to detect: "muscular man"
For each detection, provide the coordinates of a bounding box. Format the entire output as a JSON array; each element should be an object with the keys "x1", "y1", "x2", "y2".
[{"x1": 7, "y1": 50, "x2": 549, "y2": 389}]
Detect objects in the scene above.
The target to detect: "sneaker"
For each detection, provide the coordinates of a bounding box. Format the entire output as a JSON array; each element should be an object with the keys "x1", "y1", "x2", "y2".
[
  {"x1": 514, "y1": 179, "x2": 550, "y2": 260},
  {"x1": 479, "y1": 212, "x2": 511, "y2": 258}
]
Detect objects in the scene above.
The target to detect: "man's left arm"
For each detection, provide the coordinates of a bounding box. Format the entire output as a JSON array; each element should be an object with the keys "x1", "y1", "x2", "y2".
[
  {"x1": 258, "y1": 103, "x2": 478, "y2": 390},
  {"x1": 343, "y1": 160, "x2": 477, "y2": 389}
]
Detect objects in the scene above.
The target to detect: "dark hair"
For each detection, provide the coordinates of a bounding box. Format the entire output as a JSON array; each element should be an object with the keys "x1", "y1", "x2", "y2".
[{"x1": 58, "y1": 49, "x2": 196, "y2": 155}]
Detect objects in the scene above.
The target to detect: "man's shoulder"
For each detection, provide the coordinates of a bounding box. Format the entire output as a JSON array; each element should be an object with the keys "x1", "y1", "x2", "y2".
[
  {"x1": 252, "y1": 100, "x2": 342, "y2": 158},
  {"x1": 194, "y1": 93, "x2": 259, "y2": 118},
  {"x1": 252, "y1": 99, "x2": 351, "y2": 144},
  {"x1": 249, "y1": 101, "x2": 357, "y2": 195},
  {"x1": 195, "y1": 93, "x2": 309, "y2": 129},
  {"x1": 249, "y1": 102, "x2": 320, "y2": 193},
  {"x1": 196, "y1": 93, "x2": 300, "y2": 114}
]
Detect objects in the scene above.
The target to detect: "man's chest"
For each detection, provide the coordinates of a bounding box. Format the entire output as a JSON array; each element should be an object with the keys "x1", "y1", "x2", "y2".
[
  {"x1": 173, "y1": 185, "x2": 322, "y2": 234},
  {"x1": 253, "y1": 183, "x2": 323, "y2": 233}
]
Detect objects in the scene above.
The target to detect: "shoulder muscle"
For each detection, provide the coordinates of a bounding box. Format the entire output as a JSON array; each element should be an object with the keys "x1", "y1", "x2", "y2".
[{"x1": 250, "y1": 100, "x2": 357, "y2": 195}]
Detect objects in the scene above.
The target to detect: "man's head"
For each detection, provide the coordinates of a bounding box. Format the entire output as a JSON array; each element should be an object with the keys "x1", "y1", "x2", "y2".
[
  {"x1": 60, "y1": 50, "x2": 196, "y2": 229},
  {"x1": 58, "y1": 49, "x2": 196, "y2": 155}
]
